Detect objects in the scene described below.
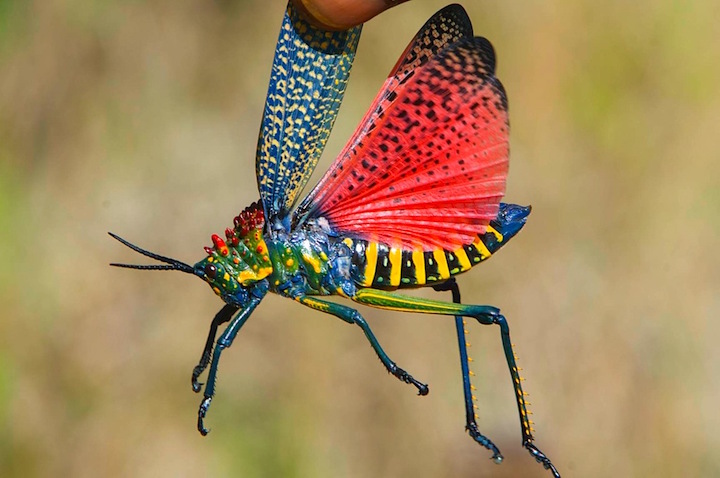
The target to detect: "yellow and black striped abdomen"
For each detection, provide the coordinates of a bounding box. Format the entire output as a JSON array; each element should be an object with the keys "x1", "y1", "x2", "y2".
[
  {"x1": 343, "y1": 225, "x2": 505, "y2": 289},
  {"x1": 342, "y1": 203, "x2": 531, "y2": 289}
]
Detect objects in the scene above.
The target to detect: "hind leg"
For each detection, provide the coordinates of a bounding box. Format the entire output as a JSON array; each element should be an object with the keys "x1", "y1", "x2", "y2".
[
  {"x1": 433, "y1": 279, "x2": 502, "y2": 462},
  {"x1": 345, "y1": 287, "x2": 560, "y2": 477}
]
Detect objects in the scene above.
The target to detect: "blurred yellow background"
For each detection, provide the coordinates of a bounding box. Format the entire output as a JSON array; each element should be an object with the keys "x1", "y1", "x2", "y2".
[{"x1": 1, "y1": 0, "x2": 718, "y2": 476}]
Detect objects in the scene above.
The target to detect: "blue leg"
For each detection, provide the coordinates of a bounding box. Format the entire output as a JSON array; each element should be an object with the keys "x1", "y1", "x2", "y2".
[
  {"x1": 192, "y1": 304, "x2": 239, "y2": 392},
  {"x1": 433, "y1": 279, "x2": 503, "y2": 462},
  {"x1": 198, "y1": 296, "x2": 264, "y2": 435},
  {"x1": 492, "y1": 312, "x2": 561, "y2": 477},
  {"x1": 294, "y1": 294, "x2": 429, "y2": 395},
  {"x1": 348, "y1": 287, "x2": 561, "y2": 477}
]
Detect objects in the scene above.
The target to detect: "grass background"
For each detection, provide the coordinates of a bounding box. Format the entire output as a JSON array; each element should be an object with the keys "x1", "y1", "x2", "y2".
[{"x1": 1, "y1": 0, "x2": 718, "y2": 476}]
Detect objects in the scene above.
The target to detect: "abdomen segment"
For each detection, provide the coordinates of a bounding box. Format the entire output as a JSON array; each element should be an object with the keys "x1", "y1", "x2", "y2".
[{"x1": 344, "y1": 203, "x2": 530, "y2": 288}]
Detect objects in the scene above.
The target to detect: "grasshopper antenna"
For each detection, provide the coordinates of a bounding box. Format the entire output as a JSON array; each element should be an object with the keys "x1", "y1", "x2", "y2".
[{"x1": 109, "y1": 232, "x2": 197, "y2": 275}]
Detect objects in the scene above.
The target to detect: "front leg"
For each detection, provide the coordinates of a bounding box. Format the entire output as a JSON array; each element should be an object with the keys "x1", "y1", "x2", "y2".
[
  {"x1": 197, "y1": 295, "x2": 264, "y2": 435},
  {"x1": 294, "y1": 294, "x2": 429, "y2": 395},
  {"x1": 192, "y1": 304, "x2": 238, "y2": 392}
]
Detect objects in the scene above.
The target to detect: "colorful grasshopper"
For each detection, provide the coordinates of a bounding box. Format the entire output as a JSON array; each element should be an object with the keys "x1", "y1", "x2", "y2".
[{"x1": 110, "y1": 3, "x2": 559, "y2": 476}]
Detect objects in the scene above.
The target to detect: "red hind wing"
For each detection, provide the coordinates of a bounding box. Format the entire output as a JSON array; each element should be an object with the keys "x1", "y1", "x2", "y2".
[
  {"x1": 298, "y1": 4, "x2": 473, "y2": 214},
  {"x1": 388, "y1": 4, "x2": 473, "y2": 82},
  {"x1": 297, "y1": 37, "x2": 508, "y2": 251}
]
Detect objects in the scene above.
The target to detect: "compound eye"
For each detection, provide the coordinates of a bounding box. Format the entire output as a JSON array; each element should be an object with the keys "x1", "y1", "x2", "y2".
[{"x1": 204, "y1": 263, "x2": 217, "y2": 280}]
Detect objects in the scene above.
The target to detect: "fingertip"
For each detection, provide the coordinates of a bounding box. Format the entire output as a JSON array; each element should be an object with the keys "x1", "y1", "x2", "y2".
[{"x1": 292, "y1": 0, "x2": 410, "y2": 30}]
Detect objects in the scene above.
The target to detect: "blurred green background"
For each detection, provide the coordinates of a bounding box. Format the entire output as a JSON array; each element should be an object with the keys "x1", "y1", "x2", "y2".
[{"x1": 1, "y1": 0, "x2": 718, "y2": 476}]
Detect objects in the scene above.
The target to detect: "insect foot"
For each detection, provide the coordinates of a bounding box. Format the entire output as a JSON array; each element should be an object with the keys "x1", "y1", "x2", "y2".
[
  {"x1": 389, "y1": 364, "x2": 429, "y2": 396},
  {"x1": 191, "y1": 369, "x2": 204, "y2": 393},
  {"x1": 197, "y1": 396, "x2": 213, "y2": 436},
  {"x1": 466, "y1": 422, "x2": 503, "y2": 464},
  {"x1": 525, "y1": 441, "x2": 561, "y2": 478}
]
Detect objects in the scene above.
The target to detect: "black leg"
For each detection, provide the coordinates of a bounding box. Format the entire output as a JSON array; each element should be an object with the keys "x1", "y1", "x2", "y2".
[
  {"x1": 488, "y1": 312, "x2": 560, "y2": 477},
  {"x1": 198, "y1": 297, "x2": 263, "y2": 435},
  {"x1": 192, "y1": 304, "x2": 239, "y2": 392},
  {"x1": 433, "y1": 279, "x2": 503, "y2": 462}
]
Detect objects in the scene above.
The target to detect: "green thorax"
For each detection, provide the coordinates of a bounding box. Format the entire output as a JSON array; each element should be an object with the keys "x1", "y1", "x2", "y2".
[
  {"x1": 265, "y1": 234, "x2": 332, "y2": 294},
  {"x1": 196, "y1": 202, "x2": 332, "y2": 298}
]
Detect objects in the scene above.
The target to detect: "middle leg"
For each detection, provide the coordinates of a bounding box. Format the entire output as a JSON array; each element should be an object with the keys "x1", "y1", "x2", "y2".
[{"x1": 294, "y1": 294, "x2": 429, "y2": 395}]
